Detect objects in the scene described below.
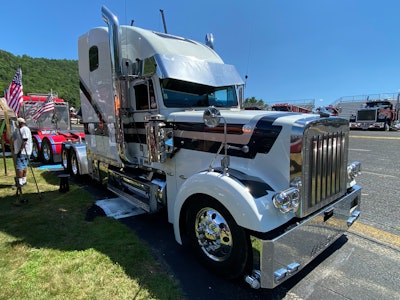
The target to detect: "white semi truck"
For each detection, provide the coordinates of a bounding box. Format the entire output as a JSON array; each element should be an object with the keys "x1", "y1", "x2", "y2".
[{"x1": 61, "y1": 6, "x2": 362, "y2": 289}]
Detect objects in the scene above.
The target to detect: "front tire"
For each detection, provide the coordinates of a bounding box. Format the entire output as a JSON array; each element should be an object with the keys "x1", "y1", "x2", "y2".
[
  {"x1": 185, "y1": 196, "x2": 251, "y2": 280},
  {"x1": 384, "y1": 121, "x2": 390, "y2": 131}
]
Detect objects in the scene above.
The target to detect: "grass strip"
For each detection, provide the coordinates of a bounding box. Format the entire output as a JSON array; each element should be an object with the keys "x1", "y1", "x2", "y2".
[{"x1": 0, "y1": 158, "x2": 183, "y2": 300}]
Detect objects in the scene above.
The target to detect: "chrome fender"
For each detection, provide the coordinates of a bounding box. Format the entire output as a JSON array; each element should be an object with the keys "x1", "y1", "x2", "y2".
[
  {"x1": 173, "y1": 171, "x2": 293, "y2": 244},
  {"x1": 33, "y1": 134, "x2": 42, "y2": 149},
  {"x1": 70, "y1": 143, "x2": 88, "y2": 175}
]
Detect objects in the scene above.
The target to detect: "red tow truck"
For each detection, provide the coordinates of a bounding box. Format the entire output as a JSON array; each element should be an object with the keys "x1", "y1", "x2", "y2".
[
  {"x1": 18, "y1": 93, "x2": 85, "y2": 164},
  {"x1": 350, "y1": 97, "x2": 399, "y2": 131}
]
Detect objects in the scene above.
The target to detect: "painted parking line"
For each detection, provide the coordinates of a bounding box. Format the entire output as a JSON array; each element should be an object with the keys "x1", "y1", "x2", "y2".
[
  {"x1": 361, "y1": 171, "x2": 398, "y2": 179},
  {"x1": 349, "y1": 148, "x2": 371, "y2": 151},
  {"x1": 350, "y1": 135, "x2": 400, "y2": 140},
  {"x1": 349, "y1": 222, "x2": 400, "y2": 250}
]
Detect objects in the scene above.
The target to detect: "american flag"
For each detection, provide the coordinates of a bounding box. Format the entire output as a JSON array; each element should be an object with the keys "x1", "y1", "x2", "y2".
[
  {"x1": 5, "y1": 67, "x2": 23, "y2": 116},
  {"x1": 32, "y1": 94, "x2": 55, "y2": 121},
  {"x1": 24, "y1": 101, "x2": 41, "y2": 120}
]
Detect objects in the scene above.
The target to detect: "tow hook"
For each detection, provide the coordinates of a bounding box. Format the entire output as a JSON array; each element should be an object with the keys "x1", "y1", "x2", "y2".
[{"x1": 245, "y1": 270, "x2": 261, "y2": 289}]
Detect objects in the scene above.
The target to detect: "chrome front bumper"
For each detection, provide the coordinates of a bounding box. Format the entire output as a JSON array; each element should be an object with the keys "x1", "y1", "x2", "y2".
[
  {"x1": 350, "y1": 122, "x2": 384, "y2": 130},
  {"x1": 248, "y1": 185, "x2": 361, "y2": 289}
]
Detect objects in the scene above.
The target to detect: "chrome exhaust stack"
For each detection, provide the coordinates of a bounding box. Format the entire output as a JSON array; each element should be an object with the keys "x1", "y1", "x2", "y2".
[
  {"x1": 101, "y1": 5, "x2": 122, "y2": 79},
  {"x1": 101, "y1": 6, "x2": 134, "y2": 164}
]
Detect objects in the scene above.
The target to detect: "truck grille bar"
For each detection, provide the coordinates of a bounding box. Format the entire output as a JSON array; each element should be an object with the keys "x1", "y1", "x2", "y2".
[
  {"x1": 310, "y1": 132, "x2": 345, "y2": 205},
  {"x1": 293, "y1": 119, "x2": 349, "y2": 217}
]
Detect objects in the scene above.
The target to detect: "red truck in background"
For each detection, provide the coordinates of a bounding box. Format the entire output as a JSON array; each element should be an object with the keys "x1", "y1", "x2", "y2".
[
  {"x1": 271, "y1": 103, "x2": 312, "y2": 113},
  {"x1": 349, "y1": 98, "x2": 399, "y2": 131},
  {"x1": 272, "y1": 103, "x2": 341, "y2": 117},
  {"x1": 18, "y1": 93, "x2": 85, "y2": 164},
  {"x1": 315, "y1": 105, "x2": 340, "y2": 116}
]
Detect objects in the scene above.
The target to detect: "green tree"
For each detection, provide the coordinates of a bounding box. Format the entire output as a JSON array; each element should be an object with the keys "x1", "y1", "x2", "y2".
[
  {"x1": 244, "y1": 96, "x2": 267, "y2": 109},
  {"x1": 0, "y1": 50, "x2": 79, "y2": 108}
]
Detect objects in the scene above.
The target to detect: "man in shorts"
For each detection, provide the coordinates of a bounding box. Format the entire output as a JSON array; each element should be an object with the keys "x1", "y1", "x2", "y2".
[{"x1": 13, "y1": 117, "x2": 33, "y2": 187}]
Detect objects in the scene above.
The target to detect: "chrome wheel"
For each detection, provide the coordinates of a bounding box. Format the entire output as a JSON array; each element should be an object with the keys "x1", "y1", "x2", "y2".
[
  {"x1": 41, "y1": 139, "x2": 53, "y2": 164},
  {"x1": 31, "y1": 140, "x2": 40, "y2": 161},
  {"x1": 185, "y1": 196, "x2": 251, "y2": 279},
  {"x1": 71, "y1": 151, "x2": 79, "y2": 176},
  {"x1": 61, "y1": 148, "x2": 69, "y2": 171},
  {"x1": 195, "y1": 207, "x2": 233, "y2": 262}
]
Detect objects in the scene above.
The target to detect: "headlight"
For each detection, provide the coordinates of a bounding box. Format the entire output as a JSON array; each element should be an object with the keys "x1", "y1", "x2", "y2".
[
  {"x1": 273, "y1": 187, "x2": 300, "y2": 214},
  {"x1": 347, "y1": 161, "x2": 361, "y2": 187}
]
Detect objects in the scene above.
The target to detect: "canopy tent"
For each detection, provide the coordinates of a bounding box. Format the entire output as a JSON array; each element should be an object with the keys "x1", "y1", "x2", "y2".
[
  {"x1": 0, "y1": 97, "x2": 16, "y2": 119},
  {"x1": 0, "y1": 97, "x2": 17, "y2": 175}
]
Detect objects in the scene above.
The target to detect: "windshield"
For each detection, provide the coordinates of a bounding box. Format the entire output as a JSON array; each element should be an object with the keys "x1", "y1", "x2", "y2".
[
  {"x1": 161, "y1": 79, "x2": 238, "y2": 108},
  {"x1": 23, "y1": 105, "x2": 70, "y2": 130},
  {"x1": 365, "y1": 101, "x2": 391, "y2": 109}
]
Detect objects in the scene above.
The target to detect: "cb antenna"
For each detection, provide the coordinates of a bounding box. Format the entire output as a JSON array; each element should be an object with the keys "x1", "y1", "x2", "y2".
[{"x1": 160, "y1": 9, "x2": 168, "y2": 33}]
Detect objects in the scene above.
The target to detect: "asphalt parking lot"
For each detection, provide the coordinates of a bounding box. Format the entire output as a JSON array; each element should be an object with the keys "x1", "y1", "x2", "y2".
[{"x1": 75, "y1": 129, "x2": 400, "y2": 300}]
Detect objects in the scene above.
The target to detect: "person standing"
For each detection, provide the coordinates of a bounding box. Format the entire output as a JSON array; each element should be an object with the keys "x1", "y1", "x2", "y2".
[{"x1": 12, "y1": 117, "x2": 32, "y2": 187}]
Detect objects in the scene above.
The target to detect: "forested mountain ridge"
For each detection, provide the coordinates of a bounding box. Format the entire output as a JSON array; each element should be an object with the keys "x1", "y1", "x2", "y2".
[{"x1": 0, "y1": 50, "x2": 79, "y2": 108}]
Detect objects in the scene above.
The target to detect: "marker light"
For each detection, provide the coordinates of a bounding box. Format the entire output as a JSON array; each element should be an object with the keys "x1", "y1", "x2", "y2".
[{"x1": 347, "y1": 161, "x2": 361, "y2": 187}]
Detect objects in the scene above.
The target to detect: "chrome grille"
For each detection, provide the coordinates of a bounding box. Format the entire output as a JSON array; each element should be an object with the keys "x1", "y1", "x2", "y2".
[{"x1": 294, "y1": 119, "x2": 349, "y2": 217}]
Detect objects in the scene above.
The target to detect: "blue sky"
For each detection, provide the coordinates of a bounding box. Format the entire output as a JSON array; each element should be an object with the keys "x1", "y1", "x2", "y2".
[{"x1": 2, "y1": 0, "x2": 400, "y2": 106}]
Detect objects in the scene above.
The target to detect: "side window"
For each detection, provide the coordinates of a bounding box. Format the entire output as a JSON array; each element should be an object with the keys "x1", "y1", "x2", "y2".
[
  {"x1": 135, "y1": 83, "x2": 149, "y2": 110},
  {"x1": 89, "y1": 46, "x2": 99, "y2": 72},
  {"x1": 134, "y1": 80, "x2": 157, "y2": 110},
  {"x1": 149, "y1": 80, "x2": 156, "y2": 109}
]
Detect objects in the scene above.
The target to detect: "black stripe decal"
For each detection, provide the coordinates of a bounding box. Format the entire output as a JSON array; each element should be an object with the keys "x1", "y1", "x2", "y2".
[
  {"x1": 174, "y1": 122, "x2": 245, "y2": 135},
  {"x1": 173, "y1": 117, "x2": 282, "y2": 159},
  {"x1": 80, "y1": 78, "x2": 108, "y2": 135},
  {"x1": 87, "y1": 114, "x2": 284, "y2": 158}
]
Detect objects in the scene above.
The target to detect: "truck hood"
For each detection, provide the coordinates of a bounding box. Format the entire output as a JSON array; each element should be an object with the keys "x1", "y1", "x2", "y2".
[{"x1": 168, "y1": 109, "x2": 322, "y2": 129}]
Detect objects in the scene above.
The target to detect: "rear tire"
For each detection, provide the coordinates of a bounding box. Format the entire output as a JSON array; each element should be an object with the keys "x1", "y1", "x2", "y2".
[
  {"x1": 41, "y1": 139, "x2": 53, "y2": 164},
  {"x1": 31, "y1": 139, "x2": 40, "y2": 161},
  {"x1": 61, "y1": 147, "x2": 70, "y2": 172},
  {"x1": 70, "y1": 150, "x2": 80, "y2": 177}
]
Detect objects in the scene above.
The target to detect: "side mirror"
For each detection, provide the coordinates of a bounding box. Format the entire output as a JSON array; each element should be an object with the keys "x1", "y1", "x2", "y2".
[{"x1": 203, "y1": 106, "x2": 221, "y2": 128}]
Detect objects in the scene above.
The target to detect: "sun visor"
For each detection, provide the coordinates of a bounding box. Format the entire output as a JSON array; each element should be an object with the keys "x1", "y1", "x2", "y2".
[{"x1": 155, "y1": 54, "x2": 244, "y2": 87}]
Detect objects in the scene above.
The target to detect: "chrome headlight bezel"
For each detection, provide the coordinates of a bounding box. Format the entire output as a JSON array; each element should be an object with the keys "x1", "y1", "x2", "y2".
[{"x1": 273, "y1": 187, "x2": 300, "y2": 214}]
